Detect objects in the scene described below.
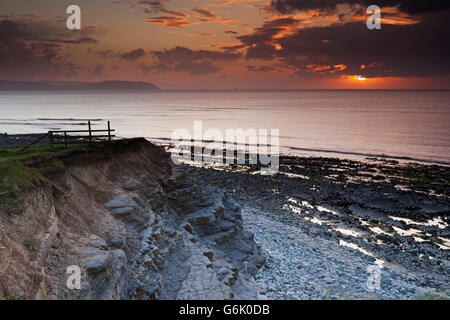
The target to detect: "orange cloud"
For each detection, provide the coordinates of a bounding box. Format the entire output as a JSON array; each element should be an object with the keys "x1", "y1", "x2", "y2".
[
  {"x1": 305, "y1": 64, "x2": 347, "y2": 74},
  {"x1": 331, "y1": 64, "x2": 347, "y2": 72},
  {"x1": 306, "y1": 64, "x2": 331, "y2": 72},
  {"x1": 217, "y1": 0, "x2": 265, "y2": 7},
  {"x1": 188, "y1": 33, "x2": 217, "y2": 37},
  {"x1": 147, "y1": 16, "x2": 198, "y2": 27},
  {"x1": 350, "y1": 6, "x2": 420, "y2": 25},
  {"x1": 162, "y1": 10, "x2": 188, "y2": 17}
]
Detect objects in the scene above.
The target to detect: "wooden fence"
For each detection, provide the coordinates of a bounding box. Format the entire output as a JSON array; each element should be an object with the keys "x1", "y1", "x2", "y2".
[
  {"x1": 49, "y1": 121, "x2": 115, "y2": 147},
  {"x1": 0, "y1": 121, "x2": 116, "y2": 152}
]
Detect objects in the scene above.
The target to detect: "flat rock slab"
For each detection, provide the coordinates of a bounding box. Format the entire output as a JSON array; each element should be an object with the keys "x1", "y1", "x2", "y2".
[
  {"x1": 122, "y1": 178, "x2": 141, "y2": 191},
  {"x1": 176, "y1": 251, "x2": 229, "y2": 300},
  {"x1": 105, "y1": 196, "x2": 138, "y2": 209},
  {"x1": 110, "y1": 206, "x2": 135, "y2": 218},
  {"x1": 186, "y1": 209, "x2": 217, "y2": 225}
]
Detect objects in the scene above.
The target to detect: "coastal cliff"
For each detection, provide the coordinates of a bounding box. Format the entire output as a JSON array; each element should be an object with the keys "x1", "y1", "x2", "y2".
[
  {"x1": 1, "y1": 138, "x2": 448, "y2": 300},
  {"x1": 0, "y1": 139, "x2": 264, "y2": 299}
]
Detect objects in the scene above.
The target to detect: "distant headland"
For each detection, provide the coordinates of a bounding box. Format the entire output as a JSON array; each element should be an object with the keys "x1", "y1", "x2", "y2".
[{"x1": 0, "y1": 80, "x2": 160, "y2": 91}]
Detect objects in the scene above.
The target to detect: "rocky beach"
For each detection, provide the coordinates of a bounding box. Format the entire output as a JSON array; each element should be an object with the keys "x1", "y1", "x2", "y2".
[
  {"x1": 194, "y1": 154, "x2": 450, "y2": 299},
  {"x1": 0, "y1": 138, "x2": 448, "y2": 300}
]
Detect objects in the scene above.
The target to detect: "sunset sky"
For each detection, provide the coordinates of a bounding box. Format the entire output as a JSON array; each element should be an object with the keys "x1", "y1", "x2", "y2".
[{"x1": 1, "y1": 0, "x2": 449, "y2": 89}]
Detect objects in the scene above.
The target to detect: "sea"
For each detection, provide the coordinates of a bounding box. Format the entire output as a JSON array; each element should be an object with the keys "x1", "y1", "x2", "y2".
[{"x1": 0, "y1": 90, "x2": 449, "y2": 164}]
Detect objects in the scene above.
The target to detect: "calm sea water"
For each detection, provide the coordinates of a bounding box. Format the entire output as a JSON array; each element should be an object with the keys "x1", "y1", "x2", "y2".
[{"x1": 0, "y1": 90, "x2": 449, "y2": 164}]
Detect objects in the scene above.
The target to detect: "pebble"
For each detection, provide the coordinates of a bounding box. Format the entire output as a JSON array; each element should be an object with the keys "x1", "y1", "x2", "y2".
[{"x1": 241, "y1": 207, "x2": 441, "y2": 300}]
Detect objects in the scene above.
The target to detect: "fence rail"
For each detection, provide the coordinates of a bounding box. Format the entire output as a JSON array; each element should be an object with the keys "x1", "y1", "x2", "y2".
[
  {"x1": 49, "y1": 121, "x2": 115, "y2": 147},
  {"x1": 0, "y1": 120, "x2": 115, "y2": 151}
]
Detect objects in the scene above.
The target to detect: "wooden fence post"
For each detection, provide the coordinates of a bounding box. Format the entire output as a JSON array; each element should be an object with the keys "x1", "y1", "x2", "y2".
[
  {"x1": 88, "y1": 121, "x2": 92, "y2": 144},
  {"x1": 233, "y1": 141, "x2": 239, "y2": 165},
  {"x1": 49, "y1": 131, "x2": 53, "y2": 148},
  {"x1": 42, "y1": 121, "x2": 114, "y2": 148},
  {"x1": 1, "y1": 133, "x2": 6, "y2": 151}
]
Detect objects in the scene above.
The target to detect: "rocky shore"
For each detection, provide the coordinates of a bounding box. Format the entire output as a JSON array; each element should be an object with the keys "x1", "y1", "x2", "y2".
[
  {"x1": 0, "y1": 134, "x2": 49, "y2": 148},
  {"x1": 1, "y1": 138, "x2": 448, "y2": 300},
  {"x1": 195, "y1": 155, "x2": 450, "y2": 299}
]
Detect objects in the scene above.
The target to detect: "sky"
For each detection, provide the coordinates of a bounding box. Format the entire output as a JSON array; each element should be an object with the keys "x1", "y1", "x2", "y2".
[{"x1": 0, "y1": 0, "x2": 449, "y2": 89}]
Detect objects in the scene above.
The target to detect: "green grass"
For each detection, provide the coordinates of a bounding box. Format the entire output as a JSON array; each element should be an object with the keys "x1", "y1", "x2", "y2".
[
  {"x1": 0, "y1": 143, "x2": 104, "y2": 213},
  {"x1": 23, "y1": 239, "x2": 36, "y2": 251},
  {"x1": 0, "y1": 138, "x2": 148, "y2": 214}
]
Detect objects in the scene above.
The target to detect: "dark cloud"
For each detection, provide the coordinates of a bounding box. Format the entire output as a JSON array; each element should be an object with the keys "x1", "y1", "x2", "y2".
[
  {"x1": 120, "y1": 48, "x2": 147, "y2": 61},
  {"x1": 270, "y1": 0, "x2": 450, "y2": 15},
  {"x1": 139, "y1": 0, "x2": 168, "y2": 13},
  {"x1": 147, "y1": 46, "x2": 240, "y2": 75},
  {"x1": 233, "y1": 7, "x2": 450, "y2": 78},
  {"x1": 96, "y1": 49, "x2": 115, "y2": 58},
  {"x1": 140, "y1": 63, "x2": 172, "y2": 74},
  {"x1": 246, "y1": 44, "x2": 276, "y2": 60},
  {"x1": 192, "y1": 8, "x2": 218, "y2": 19},
  {"x1": 174, "y1": 62, "x2": 220, "y2": 75},
  {"x1": 97, "y1": 48, "x2": 148, "y2": 61},
  {"x1": 238, "y1": 18, "x2": 297, "y2": 46},
  {"x1": 0, "y1": 19, "x2": 95, "y2": 79},
  {"x1": 275, "y1": 10, "x2": 450, "y2": 77},
  {"x1": 237, "y1": 18, "x2": 297, "y2": 60},
  {"x1": 139, "y1": 0, "x2": 187, "y2": 17},
  {"x1": 92, "y1": 64, "x2": 104, "y2": 77},
  {"x1": 41, "y1": 37, "x2": 98, "y2": 44},
  {"x1": 247, "y1": 65, "x2": 275, "y2": 72},
  {"x1": 152, "y1": 46, "x2": 240, "y2": 64},
  {"x1": 225, "y1": 30, "x2": 238, "y2": 34},
  {"x1": 220, "y1": 44, "x2": 246, "y2": 53}
]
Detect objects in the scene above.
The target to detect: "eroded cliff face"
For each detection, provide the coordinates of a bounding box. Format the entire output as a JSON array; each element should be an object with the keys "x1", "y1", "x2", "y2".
[{"x1": 0, "y1": 139, "x2": 264, "y2": 300}]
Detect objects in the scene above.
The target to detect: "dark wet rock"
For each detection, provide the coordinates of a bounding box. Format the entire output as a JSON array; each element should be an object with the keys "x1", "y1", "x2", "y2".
[
  {"x1": 84, "y1": 252, "x2": 110, "y2": 275},
  {"x1": 181, "y1": 222, "x2": 193, "y2": 233},
  {"x1": 110, "y1": 206, "x2": 135, "y2": 218},
  {"x1": 192, "y1": 153, "x2": 450, "y2": 299},
  {"x1": 122, "y1": 178, "x2": 141, "y2": 191}
]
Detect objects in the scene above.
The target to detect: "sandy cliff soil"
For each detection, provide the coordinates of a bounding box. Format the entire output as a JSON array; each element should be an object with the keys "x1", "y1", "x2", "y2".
[{"x1": 0, "y1": 139, "x2": 264, "y2": 299}]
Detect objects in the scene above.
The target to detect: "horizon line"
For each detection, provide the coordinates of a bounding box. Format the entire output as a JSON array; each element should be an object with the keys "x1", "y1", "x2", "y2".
[{"x1": 1, "y1": 80, "x2": 450, "y2": 91}]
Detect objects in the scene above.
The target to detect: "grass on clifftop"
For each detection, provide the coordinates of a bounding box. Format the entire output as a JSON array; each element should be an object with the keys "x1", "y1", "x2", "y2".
[
  {"x1": 0, "y1": 144, "x2": 83, "y2": 213},
  {"x1": 0, "y1": 141, "x2": 130, "y2": 214},
  {"x1": 0, "y1": 138, "x2": 147, "y2": 212}
]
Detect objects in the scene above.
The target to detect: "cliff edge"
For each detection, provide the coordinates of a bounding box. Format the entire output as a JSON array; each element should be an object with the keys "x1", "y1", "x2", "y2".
[{"x1": 0, "y1": 139, "x2": 264, "y2": 299}]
